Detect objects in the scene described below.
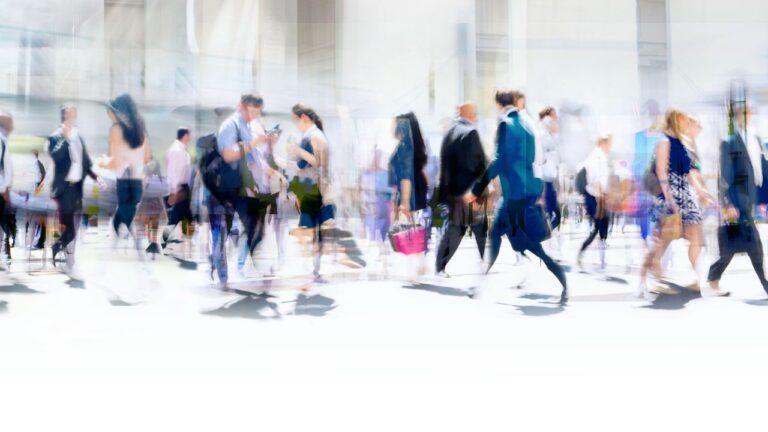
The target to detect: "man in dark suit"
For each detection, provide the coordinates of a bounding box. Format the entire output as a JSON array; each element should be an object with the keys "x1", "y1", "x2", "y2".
[
  {"x1": 707, "y1": 105, "x2": 768, "y2": 296},
  {"x1": 48, "y1": 104, "x2": 102, "y2": 275},
  {"x1": 466, "y1": 89, "x2": 567, "y2": 304},
  {"x1": 434, "y1": 103, "x2": 488, "y2": 277}
]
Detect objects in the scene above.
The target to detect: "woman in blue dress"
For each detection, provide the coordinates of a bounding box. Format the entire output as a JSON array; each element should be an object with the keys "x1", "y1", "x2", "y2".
[{"x1": 638, "y1": 109, "x2": 717, "y2": 298}]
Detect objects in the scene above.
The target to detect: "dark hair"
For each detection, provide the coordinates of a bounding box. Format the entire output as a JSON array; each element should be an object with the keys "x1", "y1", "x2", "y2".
[
  {"x1": 495, "y1": 88, "x2": 522, "y2": 108},
  {"x1": 539, "y1": 106, "x2": 556, "y2": 121},
  {"x1": 60, "y1": 103, "x2": 76, "y2": 123},
  {"x1": 292, "y1": 104, "x2": 324, "y2": 132},
  {"x1": 177, "y1": 127, "x2": 190, "y2": 141},
  {"x1": 241, "y1": 93, "x2": 264, "y2": 108},
  {"x1": 107, "y1": 93, "x2": 146, "y2": 149},
  {"x1": 395, "y1": 112, "x2": 427, "y2": 172}
]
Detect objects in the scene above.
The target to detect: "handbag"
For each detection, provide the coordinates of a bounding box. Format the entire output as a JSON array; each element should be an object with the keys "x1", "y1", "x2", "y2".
[
  {"x1": 643, "y1": 157, "x2": 663, "y2": 196},
  {"x1": 660, "y1": 212, "x2": 682, "y2": 241},
  {"x1": 718, "y1": 221, "x2": 758, "y2": 255},
  {"x1": 388, "y1": 224, "x2": 427, "y2": 255}
]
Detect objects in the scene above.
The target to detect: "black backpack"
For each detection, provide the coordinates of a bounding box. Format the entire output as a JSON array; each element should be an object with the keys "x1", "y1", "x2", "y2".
[
  {"x1": 575, "y1": 167, "x2": 588, "y2": 195},
  {"x1": 198, "y1": 131, "x2": 242, "y2": 207}
]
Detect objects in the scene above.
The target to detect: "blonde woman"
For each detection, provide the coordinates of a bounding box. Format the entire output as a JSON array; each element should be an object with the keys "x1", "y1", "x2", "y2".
[{"x1": 638, "y1": 109, "x2": 720, "y2": 298}]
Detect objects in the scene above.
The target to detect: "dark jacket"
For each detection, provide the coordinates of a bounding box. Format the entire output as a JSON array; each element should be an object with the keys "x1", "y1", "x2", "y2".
[
  {"x1": 437, "y1": 119, "x2": 487, "y2": 204},
  {"x1": 719, "y1": 133, "x2": 760, "y2": 222},
  {"x1": 472, "y1": 110, "x2": 542, "y2": 200},
  {"x1": 47, "y1": 130, "x2": 97, "y2": 198}
]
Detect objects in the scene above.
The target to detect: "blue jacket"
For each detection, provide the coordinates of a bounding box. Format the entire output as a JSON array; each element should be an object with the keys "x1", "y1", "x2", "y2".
[{"x1": 472, "y1": 111, "x2": 542, "y2": 201}]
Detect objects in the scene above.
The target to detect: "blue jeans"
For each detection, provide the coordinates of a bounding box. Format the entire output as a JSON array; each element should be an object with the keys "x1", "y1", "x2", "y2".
[
  {"x1": 207, "y1": 197, "x2": 233, "y2": 283},
  {"x1": 114, "y1": 179, "x2": 143, "y2": 233}
]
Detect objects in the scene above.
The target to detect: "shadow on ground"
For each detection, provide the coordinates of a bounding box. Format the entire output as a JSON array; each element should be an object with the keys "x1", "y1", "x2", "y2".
[
  {"x1": 402, "y1": 282, "x2": 468, "y2": 297},
  {"x1": 203, "y1": 293, "x2": 281, "y2": 319},
  {"x1": 644, "y1": 284, "x2": 700, "y2": 310},
  {"x1": 0, "y1": 282, "x2": 41, "y2": 294}
]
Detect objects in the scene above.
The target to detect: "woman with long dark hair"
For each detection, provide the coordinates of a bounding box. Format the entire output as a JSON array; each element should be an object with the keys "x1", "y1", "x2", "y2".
[
  {"x1": 287, "y1": 103, "x2": 333, "y2": 282},
  {"x1": 389, "y1": 112, "x2": 428, "y2": 218},
  {"x1": 387, "y1": 112, "x2": 429, "y2": 276},
  {"x1": 99, "y1": 94, "x2": 151, "y2": 254}
]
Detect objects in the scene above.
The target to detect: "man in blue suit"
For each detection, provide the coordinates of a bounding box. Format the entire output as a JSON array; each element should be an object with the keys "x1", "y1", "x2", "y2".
[{"x1": 466, "y1": 89, "x2": 567, "y2": 304}]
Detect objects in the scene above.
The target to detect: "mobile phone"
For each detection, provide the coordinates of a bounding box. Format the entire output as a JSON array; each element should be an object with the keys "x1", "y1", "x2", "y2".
[{"x1": 267, "y1": 124, "x2": 281, "y2": 135}]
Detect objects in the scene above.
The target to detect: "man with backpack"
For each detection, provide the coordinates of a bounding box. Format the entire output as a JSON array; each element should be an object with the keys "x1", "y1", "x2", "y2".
[{"x1": 201, "y1": 93, "x2": 272, "y2": 290}]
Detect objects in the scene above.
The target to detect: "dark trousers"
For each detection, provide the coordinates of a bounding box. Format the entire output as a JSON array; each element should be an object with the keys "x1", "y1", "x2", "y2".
[
  {"x1": 435, "y1": 199, "x2": 487, "y2": 272},
  {"x1": 543, "y1": 181, "x2": 561, "y2": 230},
  {"x1": 113, "y1": 179, "x2": 143, "y2": 233},
  {"x1": 708, "y1": 232, "x2": 768, "y2": 287},
  {"x1": 580, "y1": 193, "x2": 609, "y2": 252},
  {"x1": 53, "y1": 182, "x2": 84, "y2": 252},
  {"x1": 235, "y1": 196, "x2": 268, "y2": 257},
  {"x1": 487, "y1": 199, "x2": 566, "y2": 290}
]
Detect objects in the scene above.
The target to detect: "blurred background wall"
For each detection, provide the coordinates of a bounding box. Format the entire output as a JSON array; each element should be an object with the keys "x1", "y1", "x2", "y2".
[{"x1": 0, "y1": 0, "x2": 766, "y2": 179}]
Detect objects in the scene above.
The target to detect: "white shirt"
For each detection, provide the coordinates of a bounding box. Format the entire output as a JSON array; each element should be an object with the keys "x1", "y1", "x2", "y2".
[
  {"x1": 0, "y1": 129, "x2": 12, "y2": 193},
  {"x1": 518, "y1": 110, "x2": 544, "y2": 179},
  {"x1": 165, "y1": 139, "x2": 191, "y2": 194},
  {"x1": 738, "y1": 126, "x2": 763, "y2": 187},
  {"x1": 64, "y1": 127, "x2": 84, "y2": 182},
  {"x1": 248, "y1": 119, "x2": 271, "y2": 194},
  {"x1": 584, "y1": 147, "x2": 610, "y2": 197},
  {"x1": 539, "y1": 120, "x2": 560, "y2": 182}
]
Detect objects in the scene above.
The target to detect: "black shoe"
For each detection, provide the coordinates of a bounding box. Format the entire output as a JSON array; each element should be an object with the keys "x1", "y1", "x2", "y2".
[
  {"x1": 145, "y1": 242, "x2": 161, "y2": 255},
  {"x1": 51, "y1": 243, "x2": 62, "y2": 267},
  {"x1": 559, "y1": 289, "x2": 569, "y2": 306}
]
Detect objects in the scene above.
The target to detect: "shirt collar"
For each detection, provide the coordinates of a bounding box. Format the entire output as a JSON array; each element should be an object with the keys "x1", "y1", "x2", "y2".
[{"x1": 500, "y1": 106, "x2": 518, "y2": 119}]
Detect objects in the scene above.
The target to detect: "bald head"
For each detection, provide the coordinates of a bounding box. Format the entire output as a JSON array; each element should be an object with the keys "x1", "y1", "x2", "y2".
[
  {"x1": 0, "y1": 112, "x2": 13, "y2": 135},
  {"x1": 457, "y1": 102, "x2": 477, "y2": 124}
]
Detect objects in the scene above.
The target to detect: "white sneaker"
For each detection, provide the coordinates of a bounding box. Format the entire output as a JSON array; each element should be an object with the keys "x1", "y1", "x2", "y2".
[
  {"x1": 701, "y1": 284, "x2": 730, "y2": 297},
  {"x1": 435, "y1": 270, "x2": 450, "y2": 279}
]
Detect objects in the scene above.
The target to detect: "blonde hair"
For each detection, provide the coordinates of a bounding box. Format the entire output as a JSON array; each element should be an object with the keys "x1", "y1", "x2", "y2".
[{"x1": 664, "y1": 109, "x2": 688, "y2": 139}]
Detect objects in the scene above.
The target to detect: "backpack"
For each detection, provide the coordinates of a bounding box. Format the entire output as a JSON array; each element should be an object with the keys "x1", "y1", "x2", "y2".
[
  {"x1": 198, "y1": 130, "x2": 242, "y2": 207},
  {"x1": 575, "y1": 167, "x2": 588, "y2": 195}
]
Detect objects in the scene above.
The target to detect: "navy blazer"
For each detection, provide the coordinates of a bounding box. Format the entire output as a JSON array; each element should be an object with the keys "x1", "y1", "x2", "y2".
[
  {"x1": 719, "y1": 133, "x2": 760, "y2": 221},
  {"x1": 472, "y1": 111, "x2": 542, "y2": 201}
]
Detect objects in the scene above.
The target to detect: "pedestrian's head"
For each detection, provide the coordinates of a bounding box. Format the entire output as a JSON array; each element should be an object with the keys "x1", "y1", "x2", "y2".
[
  {"x1": 597, "y1": 133, "x2": 613, "y2": 153},
  {"x1": 0, "y1": 112, "x2": 14, "y2": 135},
  {"x1": 687, "y1": 115, "x2": 702, "y2": 139},
  {"x1": 393, "y1": 112, "x2": 427, "y2": 171},
  {"x1": 106, "y1": 93, "x2": 146, "y2": 149},
  {"x1": 177, "y1": 126, "x2": 191, "y2": 144},
  {"x1": 239, "y1": 93, "x2": 264, "y2": 123},
  {"x1": 457, "y1": 102, "x2": 478, "y2": 124},
  {"x1": 663, "y1": 109, "x2": 690, "y2": 139},
  {"x1": 515, "y1": 93, "x2": 527, "y2": 111},
  {"x1": 539, "y1": 106, "x2": 558, "y2": 133},
  {"x1": 60, "y1": 103, "x2": 77, "y2": 125},
  {"x1": 32, "y1": 149, "x2": 39, "y2": 159},
  {"x1": 292, "y1": 104, "x2": 324, "y2": 133},
  {"x1": 733, "y1": 105, "x2": 753, "y2": 130},
  {"x1": 494, "y1": 88, "x2": 522, "y2": 112}
]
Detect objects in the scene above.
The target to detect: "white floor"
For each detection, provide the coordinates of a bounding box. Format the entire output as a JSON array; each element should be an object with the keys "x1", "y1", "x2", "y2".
[{"x1": 1, "y1": 222, "x2": 767, "y2": 431}]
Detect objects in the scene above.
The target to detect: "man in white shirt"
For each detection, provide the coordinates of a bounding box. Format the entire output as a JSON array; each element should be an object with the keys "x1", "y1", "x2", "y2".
[
  {"x1": 0, "y1": 112, "x2": 14, "y2": 269},
  {"x1": 162, "y1": 127, "x2": 193, "y2": 249},
  {"x1": 539, "y1": 107, "x2": 562, "y2": 254},
  {"x1": 48, "y1": 105, "x2": 102, "y2": 276},
  {"x1": 577, "y1": 133, "x2": 613, "y2": 270}
]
